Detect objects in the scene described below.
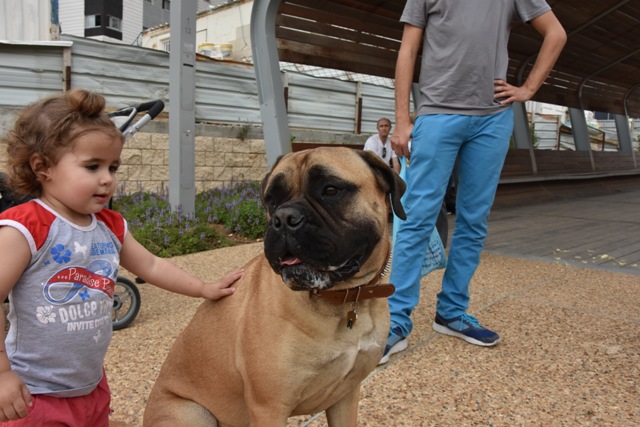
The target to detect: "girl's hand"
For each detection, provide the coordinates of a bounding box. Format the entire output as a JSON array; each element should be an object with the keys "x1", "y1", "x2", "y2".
[
  {"x1": 200, "y1": 268, "x2": 244, "y2": 301},
  {"x1": 0, "y1": 370, "x2": 32, "y2": 422}
]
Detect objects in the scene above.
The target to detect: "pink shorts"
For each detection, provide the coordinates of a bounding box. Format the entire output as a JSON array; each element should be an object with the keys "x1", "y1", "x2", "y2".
[{"x1": 0, "y1": 371, "x2": 111, "y2": 427}]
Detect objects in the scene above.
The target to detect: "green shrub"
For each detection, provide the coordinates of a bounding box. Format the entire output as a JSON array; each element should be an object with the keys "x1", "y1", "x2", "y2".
[
  {"x1": 112, "y1": 180, "x2": 266, "y2": 257},
  {"x1": 196, "y1": 179, "x2": 266, "y2": 240}
]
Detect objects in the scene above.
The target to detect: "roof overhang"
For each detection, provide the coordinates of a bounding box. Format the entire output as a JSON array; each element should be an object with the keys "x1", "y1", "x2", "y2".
[{"x1": 274, "y1": 0, "x2": 640, "y2": 116}]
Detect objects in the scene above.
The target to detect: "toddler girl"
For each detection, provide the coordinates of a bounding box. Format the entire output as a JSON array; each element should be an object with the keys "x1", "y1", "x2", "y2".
[{"x1": 0, "y1": 89, "x2": 243, "y2": 426}]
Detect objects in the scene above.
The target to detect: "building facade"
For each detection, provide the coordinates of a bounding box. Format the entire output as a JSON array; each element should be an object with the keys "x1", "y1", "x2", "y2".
[
  {"x1": 58, "y1": 0, "x2": 142, "y2": 44},
  {"x1": 56, "y1": 0, "x2": 219, "y2": 46}
]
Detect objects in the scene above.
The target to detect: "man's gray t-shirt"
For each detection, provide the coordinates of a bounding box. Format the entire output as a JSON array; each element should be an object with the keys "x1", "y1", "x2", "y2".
[{"x1": 401, "y1": 0, "x2": 551, "y2": 116}]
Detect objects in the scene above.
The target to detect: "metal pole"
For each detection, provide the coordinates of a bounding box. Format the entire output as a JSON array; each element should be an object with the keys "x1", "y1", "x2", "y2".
[
  {"x1": 168, "y1": 0, "x2": 197, "y2": 214},
  {"x1": 250, "y1": 0, "x2": 290, "y2": 168}
]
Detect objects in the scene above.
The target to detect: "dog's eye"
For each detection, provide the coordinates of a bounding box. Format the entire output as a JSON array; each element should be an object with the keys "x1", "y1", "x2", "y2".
[
  {"x1": 323, "y1": 186, "x2": 341, "y2": 197},
  {"x1": 264, "y1": 195, "x2": 277, "y2": 210}
]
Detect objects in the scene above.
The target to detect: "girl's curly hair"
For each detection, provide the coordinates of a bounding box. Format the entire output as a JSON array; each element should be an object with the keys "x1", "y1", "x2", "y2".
[{"x1": 4, "y1": 88, "x2": 123, "y2": 197}]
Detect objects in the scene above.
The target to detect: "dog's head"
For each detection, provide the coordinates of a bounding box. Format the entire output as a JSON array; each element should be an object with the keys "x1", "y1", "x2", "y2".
[{"x1": 260, "y1": 147, "x2": 406, "y2": 291}]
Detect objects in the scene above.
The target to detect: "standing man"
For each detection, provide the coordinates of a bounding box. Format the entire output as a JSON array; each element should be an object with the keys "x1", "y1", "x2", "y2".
[
  {"x1": 364, "y1": 117, "x2": 401, "y2": 173},
  {"x1": 380, "y1": 0, "x2": 566, "y2": 364}
]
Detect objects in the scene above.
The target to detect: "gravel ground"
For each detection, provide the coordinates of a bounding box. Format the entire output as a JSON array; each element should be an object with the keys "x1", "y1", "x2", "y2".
[
  {"x1": 3, "y1": 242, "x2": 639, "y2": 426},
  {"x1": 105, "y1": 243, "x2": 263, "y2": 426},
  {"x1": 107, "y1": 245, "x2": 640, "y2": 427}
]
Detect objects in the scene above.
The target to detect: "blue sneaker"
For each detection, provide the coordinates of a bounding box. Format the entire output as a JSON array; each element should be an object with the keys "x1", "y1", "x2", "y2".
[
  {"x1": 433, "y1": 313, "x2": 501, "y2": 346},
  {"x1": 378, "y1": 326, "x2": 408, "y2": 365}
]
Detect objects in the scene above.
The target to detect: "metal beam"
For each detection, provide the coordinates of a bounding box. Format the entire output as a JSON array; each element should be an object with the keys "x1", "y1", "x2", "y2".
[
  {"x1": 622, "y1": 84, "x2": 639, "y2": 168},
  {"x1": 614, "y1": 114, "x2": 637, "y2": 169},
  {"x1": 512, "y1": 101, "x2": 538, "y2": 174},
  {"x1": 578, "y1": 46, "x2": 640, "y2": 111},
  {"x1": 250, "y1": 0, "x2": 290, "y2": 168},
  {"x1": 168, "y1": 0, "x2": 197, "y2": 214},
  {"x1": 568, "y1": 107, "x2": 595, "y2": 170}
]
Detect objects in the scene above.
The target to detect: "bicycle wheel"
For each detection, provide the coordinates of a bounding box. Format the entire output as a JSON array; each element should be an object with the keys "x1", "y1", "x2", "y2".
[{"x1": 112, "y1": 276, "x2": 141, "y2": 330}]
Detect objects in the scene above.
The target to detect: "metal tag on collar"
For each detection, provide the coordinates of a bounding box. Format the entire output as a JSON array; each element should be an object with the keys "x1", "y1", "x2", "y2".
[
  {"x1": 345, "y1": 286, "x2": 362, "y2": 329},
  {"x1": 347, "y1": 308, "x2": 358, "y2": 329}
]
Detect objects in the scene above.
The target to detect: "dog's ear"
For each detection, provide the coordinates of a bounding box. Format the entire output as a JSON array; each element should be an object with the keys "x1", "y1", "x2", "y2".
[{"x1": 357, "y1": 150, "x2": 406, "y2": 220}]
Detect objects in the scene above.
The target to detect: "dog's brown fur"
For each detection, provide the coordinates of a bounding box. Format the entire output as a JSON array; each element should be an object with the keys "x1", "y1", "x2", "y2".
[{"x1": 143, "y1": 147, "x2": 405, "y2": 426}]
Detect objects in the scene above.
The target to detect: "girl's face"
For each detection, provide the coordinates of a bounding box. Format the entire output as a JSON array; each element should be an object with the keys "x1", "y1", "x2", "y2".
[{"x1": 39, "y1": 130, "x2": 123, "y2": 225}]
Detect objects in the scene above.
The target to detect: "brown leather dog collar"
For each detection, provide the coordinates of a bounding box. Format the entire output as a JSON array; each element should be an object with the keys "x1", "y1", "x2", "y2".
[
  {"x1": 309, "y1": 245, "x2": 393, "y2": 305},
  {"x1": 308, "y1": 247, "x2": 394, "y2": 328},
  {"x1": 310, "y1": 245, "x2": 393, "y2": 303},
  {"x1": 311, "y1": 283, "x2": 395, "y2": 305},
  {"x1": 311, "y1": 282, "x2": 395, "y2": 329}
]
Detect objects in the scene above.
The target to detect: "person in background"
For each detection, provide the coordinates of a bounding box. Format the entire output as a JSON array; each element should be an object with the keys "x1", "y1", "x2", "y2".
[
  {"x1": 364, "y1": 117, "x2": 401, "y2": 173},
  {"x1": 380, "y1": 0, "x2": 566, "y2": 363},
  {"x1": 0, "y1": 89, "x2": 243, "y2": 425}
]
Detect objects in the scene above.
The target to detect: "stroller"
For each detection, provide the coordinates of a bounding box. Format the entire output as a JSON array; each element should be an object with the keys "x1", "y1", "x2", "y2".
[
  {"x1": 1, "y1": 98, "x2": 165, "y2": 331},
  {"x1": 107, "y1": 99, "x2": 165, "y2": 330}
]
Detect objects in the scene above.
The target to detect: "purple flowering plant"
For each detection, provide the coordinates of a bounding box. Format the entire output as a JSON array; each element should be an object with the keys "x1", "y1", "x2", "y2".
[{"x1": 112, "y1": 179, "x2": 265, "y2": 257}]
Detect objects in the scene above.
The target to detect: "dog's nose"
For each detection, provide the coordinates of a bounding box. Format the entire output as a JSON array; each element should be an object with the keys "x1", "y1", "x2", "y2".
[{"x1": 272, "y1": 207, "x2": 306, "y2": 231}]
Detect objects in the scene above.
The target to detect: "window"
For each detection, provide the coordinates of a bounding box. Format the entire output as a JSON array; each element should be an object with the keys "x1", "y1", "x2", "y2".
[
  {"x1": 163, "y1": 0, "x2": 170, "y2": 10},
  {"x1": 85, "y1": 14, "x2": 101, "y2": 29},
  {"x1": 161, "y1": 39, "x2": 170, "y2": 52},
  {"x1": 107, "y1": 16, "x2": 122, "y2": 31}
]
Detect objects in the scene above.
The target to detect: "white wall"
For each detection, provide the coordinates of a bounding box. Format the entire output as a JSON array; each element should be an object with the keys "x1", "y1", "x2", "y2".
[
  {"x1": 196, "y1": 1, "x2": 253, "y2": 61},
  {"x1": 122, "y1": 0, "x2": 143, "y2": 44},
  {"x1": 0, "y1": 0, "x2": 58, "y2": 40},
  {"x1": 58, "y1": 0, "x2": 84, "y2": 37},
  {"x1": 143, "y1": 0, "x2": 254, "y2": 62}
]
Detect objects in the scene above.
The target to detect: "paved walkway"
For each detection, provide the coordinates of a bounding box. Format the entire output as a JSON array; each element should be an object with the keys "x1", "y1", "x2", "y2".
[{"x1": 485, "y1": 182, "x2": 640, "y2": 275}]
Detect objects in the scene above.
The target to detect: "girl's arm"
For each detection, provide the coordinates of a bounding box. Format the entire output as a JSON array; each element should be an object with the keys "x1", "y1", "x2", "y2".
[
  {"x1": 0, "y1": 226, "x2": 33, "y2": 421},
  {"x1": 119, "y1": 232, "x2": 243, "y2": 300}
]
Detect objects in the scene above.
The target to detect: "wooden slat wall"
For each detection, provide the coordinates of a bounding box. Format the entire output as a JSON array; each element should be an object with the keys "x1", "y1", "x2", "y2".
[
  {"x1": 593, "y1": 151, "x2": 637, "y2": 172},
  {"x1": 494, "y1": 174, "x2": 640, "y2": 209},
  {"x1": 276, "y1": 0, "x2": 403, "y2": 80},
  {"x1": 535, "y1": 150, "x2": 593, "y2": 175},
  {"x1": 501, "y1": 149, "x2": 535, "y2": 177},
  {"x1": 495, "y1": 150, "x2": 639, "y2": 179}
]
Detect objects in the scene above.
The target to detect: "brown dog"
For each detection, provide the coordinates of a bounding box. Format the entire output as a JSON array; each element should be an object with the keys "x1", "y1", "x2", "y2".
[{"x1": 143, "y1": 147, "x2": 406, "y2": 426}]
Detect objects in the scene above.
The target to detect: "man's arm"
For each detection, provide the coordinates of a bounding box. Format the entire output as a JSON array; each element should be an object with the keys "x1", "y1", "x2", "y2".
[
  {"x1": 391, "y1": 23, "x2": 424, "y2": 158},
  {"x1": 494, "y1": 10, "x2": 567, "y2": 104}
]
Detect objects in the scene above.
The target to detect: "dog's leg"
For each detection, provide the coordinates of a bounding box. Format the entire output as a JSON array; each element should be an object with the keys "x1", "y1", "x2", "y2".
[
  {"x1": 247, "y1": 405, "x2": 289, "y2": 427},
  {"x1": 143, "y1": 397, "x2": 218, "y2": 427},
  {"x1": 324, "y1": 387, "x2": 360, "y2": 427}
]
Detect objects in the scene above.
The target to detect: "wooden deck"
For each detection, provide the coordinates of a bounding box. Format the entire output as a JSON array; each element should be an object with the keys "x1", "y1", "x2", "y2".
[{"x1": 480, "y1": 175, "x2": 640, "y2": 275}]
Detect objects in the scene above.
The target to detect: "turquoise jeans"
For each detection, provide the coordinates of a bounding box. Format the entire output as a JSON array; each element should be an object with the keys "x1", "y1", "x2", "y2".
[{"x1": 388, "y1": 109, "x2": 514, "y2": 337}]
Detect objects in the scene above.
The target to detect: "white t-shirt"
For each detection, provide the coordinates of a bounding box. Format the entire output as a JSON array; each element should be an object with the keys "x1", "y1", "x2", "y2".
[{"x1": 364, "y1": 134, "x2": 396, "y2": 167}]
